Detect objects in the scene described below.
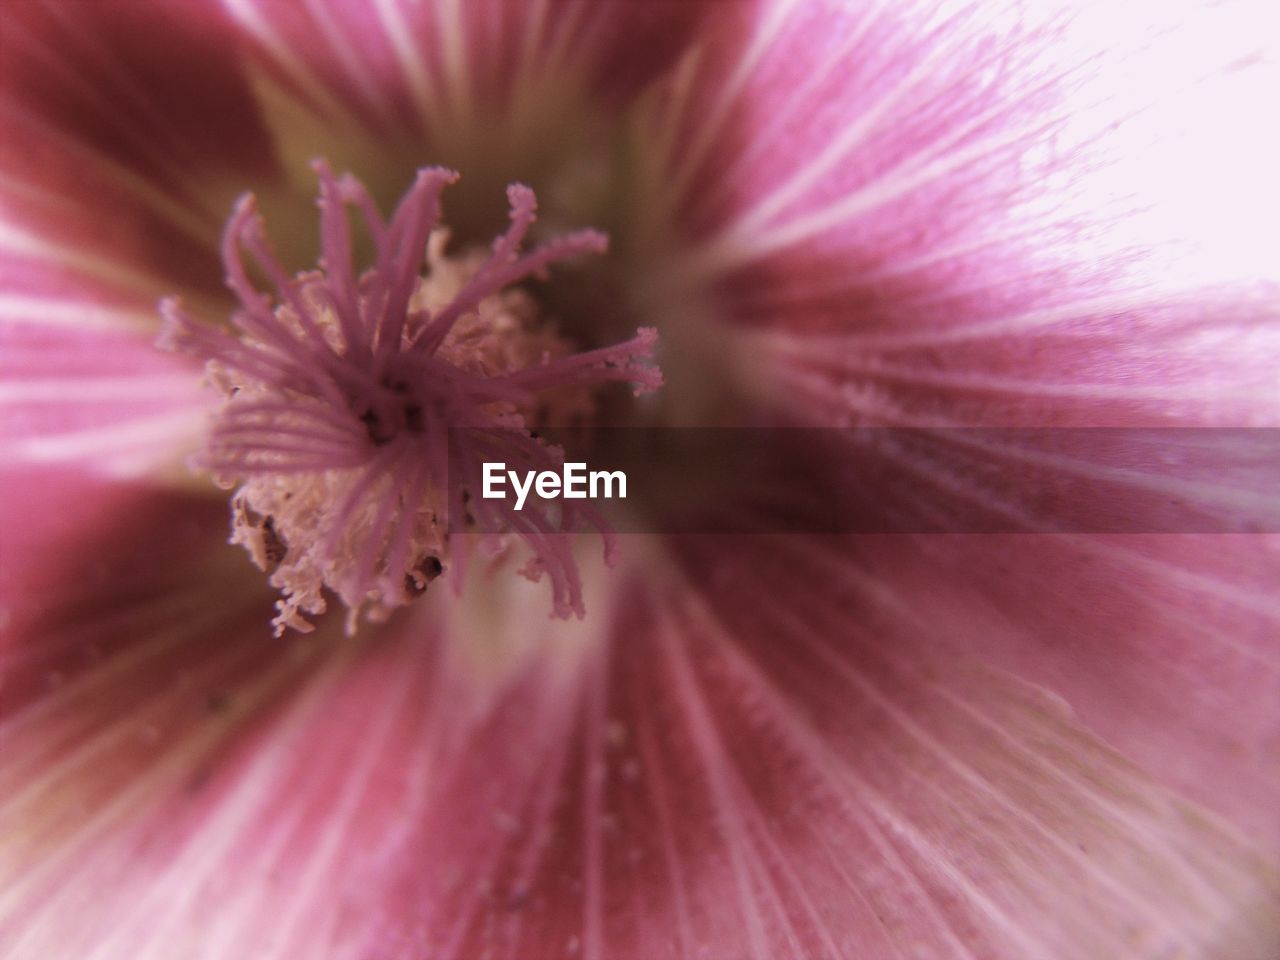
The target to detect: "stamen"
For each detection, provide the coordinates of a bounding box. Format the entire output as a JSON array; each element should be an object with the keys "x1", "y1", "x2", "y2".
[{"x1": 159, "y1": 163, "x2": 661, "y2": 635}]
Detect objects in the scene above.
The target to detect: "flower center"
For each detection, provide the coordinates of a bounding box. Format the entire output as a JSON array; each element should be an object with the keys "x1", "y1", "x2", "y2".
[{"x1": 158, "y1": 161, "x2": 661, "y2": 636}]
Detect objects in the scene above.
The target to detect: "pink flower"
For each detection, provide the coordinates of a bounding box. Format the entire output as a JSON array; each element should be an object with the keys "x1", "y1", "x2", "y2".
[{"x1": 1, "y1": 1, "x2": 1277, "y2": 958}]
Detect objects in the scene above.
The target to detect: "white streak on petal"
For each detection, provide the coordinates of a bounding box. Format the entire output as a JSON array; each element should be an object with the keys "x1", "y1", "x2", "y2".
[
  {"x1": 86, "y1": 646, "x2": 361, "y2": 960},
  {"x1": 4, "y1": 409, "x2": 204, "y2": 476},
  {"x1": 236, "y1": 646, "x2": 419, "y2": 958},
  {"x1": 0, "y1": 295, "x2": 155, "y2": 332},
  {"x1": 537, "y1": 1, "x2": 596, "y2": 83},
  {"x1": 717, "y1": 23, "x2": 971, "y2": 244},
  {"x1": 653, "y1": 613, "x2": 778, "y2": 960},
  {"x1": 674, "y1": 9, "x2": 881, "y2": 210},
  {"x1": 580, "y1": 648, "x2": 608, "y2": 960},
  {"x1": 767, "y1": 339, "x2": 1280, "y2": 405},
  {"x1": 299, "y1": 0, "x2": 400, "y2": 129},
  {"x1": 512, "y1": 0, "x2": 553, "y2": 98},
  {"x1": 0, "y1": 221, "x2": 171, "y2": 299},
  {"x1": 0, "y1": 588, "x2": 215, "y2": 743},
  {"x1": 668, "y1": 541, "x2": 1279, "y2": 956},
  {"x1": 436, "y1": 0, "x2": 470, "y2": 118},
  {"x1": 0, "y1": 375, "x2": 198, "y2": 404},
  {"x1": 675, "y1": 596, "x2": 1051, "y2": 957},
  {"x1": 0, "y1": 26, "x2": 221, "y2": 214},
  {"x1": 370, "y1": 0, "x2": 442, "y2": 130},
  {"x1": 664, "y1": 0, "x2": 805, "y2": 201},
  {"x1": 697, "y1": 106, "x2": 1052, "y2": 278},
  {"x1": 221, "y1": 0, "x2": 375, "y2": 136},
  {"x1": 0, "y1": 144, "x2": 219, "y2": 253},
  {"x1": 0, "y1": 638, "x2": 315, "y2": 959}
]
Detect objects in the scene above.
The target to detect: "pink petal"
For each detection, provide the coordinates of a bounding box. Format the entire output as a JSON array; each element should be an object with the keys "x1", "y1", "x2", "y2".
[
  {"x1": 0, "y1": 292, "x2": 207, "y2": 475},
  {"x1": 1, "y1": 538, "x2": 1275, "y2": 957},
  {"x1": 0, "y1": 0, "x2": 278, "y2": 299},
  {"x1": 0, "y1": 0, "x2": 274, "y2": 188},
  {"x1": 222, "y1": 0, "x2": 726, "y2": 139},
  {"x1": 2, "y1": 1, "x2": 1276, "y2": 957},
  {"x1": 644, "y1": 0, "x2": 1280, "y2": 426},
  {"x1": 622, "y1": 0, "x2": 1280, "y2": 854},
  {"x1": 0, "y1": 3, "x2": 289, "y2": 475}
]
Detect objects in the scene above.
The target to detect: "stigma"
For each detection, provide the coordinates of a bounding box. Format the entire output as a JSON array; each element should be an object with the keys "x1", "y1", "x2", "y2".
[{"x1": 158, "y1": 162, "x2": 661, "y2": 636}]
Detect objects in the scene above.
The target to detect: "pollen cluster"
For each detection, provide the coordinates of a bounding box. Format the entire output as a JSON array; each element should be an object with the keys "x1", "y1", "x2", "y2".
[{"x1": 159, "y1": 162, "x2": 660, "y2": 635}]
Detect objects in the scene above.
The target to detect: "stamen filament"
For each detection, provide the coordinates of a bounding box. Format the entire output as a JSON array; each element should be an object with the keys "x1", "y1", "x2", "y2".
[{"x1": 159, "y1": 163, "x2": 662, "y2": 634}]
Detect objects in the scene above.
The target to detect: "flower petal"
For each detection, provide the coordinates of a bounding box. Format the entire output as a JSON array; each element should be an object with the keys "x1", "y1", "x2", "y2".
[
  {"x1": 621, "y1": 0, "x2": 1280, "y2": 871},
  {"x1": 644, "y1": 0, "x2": 1280, "y2": 426},
  {"x1": 0, "y1": 2, "x2": 283, "y2": 478},
  {"x1": 2, "y1": 538, "x2": 1275, "y2": 958},
  {"x1": 222, "y1": 0, "x2": 726, "y2": 139},
  {"x1": 792, "y1": 531, "x2": 1280, "y2": 849},
  {"x1": 0, "y1": 240, "x2": 207, "y2": 478},
  {"x1": 0, "y1": 0, "x2": 279, "y2": 297},
  {"x1": 0, "y1": 299, "x2": 207, "y2": 476},
  {"x1": 0, "y1": 483, "x2": 334, "y2": 953}
]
